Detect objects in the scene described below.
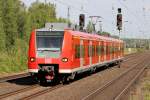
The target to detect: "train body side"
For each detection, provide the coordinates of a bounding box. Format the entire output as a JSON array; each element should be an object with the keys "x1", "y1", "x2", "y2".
[{"x1": 28, "y1": 29, "x2": 124, "y2": 82}]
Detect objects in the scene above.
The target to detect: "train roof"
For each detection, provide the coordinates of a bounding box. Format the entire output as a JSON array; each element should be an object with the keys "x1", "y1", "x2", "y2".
[
  {"x1": 35, "y1": 28, "x2": 123, "y2": 43},
  {"x1": 68, "y1": 30, "x2": 123, "y2": 43},
  {"x1": 36, "y1": 28, "x2": 64, "y2": 32}
]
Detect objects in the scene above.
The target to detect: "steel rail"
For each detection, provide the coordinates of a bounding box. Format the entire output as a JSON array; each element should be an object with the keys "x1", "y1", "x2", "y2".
[
  {"x1": 115, "y1": 64, "x2": 149, "y2": 100},
  {"x1": 0, "y1": 73, "x2": 30, "y2": 83},
  {"x1": 0, "y1": 84, "x2": 39, "y2": 99},
  {"x1": 21, "y1": 84, "x2": 64, "y2": 100},
  {"x1": 82, "y1": 55, "x2": 149, "y2": 100}
]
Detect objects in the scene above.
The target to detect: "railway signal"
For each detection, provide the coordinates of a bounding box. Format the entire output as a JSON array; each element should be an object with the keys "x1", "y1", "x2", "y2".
[
  {"x1": 117, "y1": 8, "x2": 122, "y2": 31},
  {"x1": 79, "y1": 14, "x2": 85, "y2": 31}
]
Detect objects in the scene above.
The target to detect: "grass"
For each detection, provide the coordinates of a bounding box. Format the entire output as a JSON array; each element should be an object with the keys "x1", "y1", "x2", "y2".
[
  {"x1": 124, "y1": 48, "x2": 137, "y2": 55},
  {"x1": 143, "y1": 81, "x2": 150, "y2": 100},
  {"x1": 124, "y1": 48, "x2": 147, "y2": 55},
  {"x1": 0, "y1": 39, "x2": 28, "y2": 73}
]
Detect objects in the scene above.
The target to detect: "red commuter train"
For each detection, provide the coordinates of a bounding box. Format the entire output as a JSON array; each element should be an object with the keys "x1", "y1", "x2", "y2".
[{"x1": 28, "y1": 27, "x2": 124, "y2": 84}]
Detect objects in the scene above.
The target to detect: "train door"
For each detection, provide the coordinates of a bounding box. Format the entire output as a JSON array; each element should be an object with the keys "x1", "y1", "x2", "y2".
[
  {"x1": 95, "y1": 41, "x2": 99, "y2": 64},
  {"x1": 110, "y1": 42, "x2": 112, "y2": 61},
  {"x1": 101, "y1": 41, "x2": 104, "y2": 62},
  {"x1": 84, "y1": 40, "x2": 89, "y2": 66},
  {"x1": 112, "y1": 42, "x2": 114, "y2": 59},
  {"x1": 104, "y1": 41, "x2": 107, "y2": 61},
  {"x1": 89, "y1": 41, "x2": 92, "y2": 65},
  {"x1": 80, "y1": 39, "x2": 84, "y2": 67},
  {"x1": 73, "y1": 37, "x2": 80, "y2": 68},
  {"x1": 106, "y1": 41, "x2": 110, "y2": 61},
  {"x1": 114, "y1": 42, "x2": 117, "y2": 59},
  {"x1": 98, "y1": 41, "x2": 101, "y2": 63},
  {"x1": 121, "y1": 43, "x2": 124, "y2": 57},
  {"x1": 92, "y1": 41, "x2": 96, "y2": 64},
  {"x1": 118, "y1": 42, "x2": 121, "y2": 58},
  {"x1": 116, "y1": 42, "x2": 119, "y2": 59}
]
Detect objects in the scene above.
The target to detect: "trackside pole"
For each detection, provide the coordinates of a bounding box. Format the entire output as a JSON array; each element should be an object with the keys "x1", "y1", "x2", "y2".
[{"x1": 118, "y1": 30, "x2": 121, "y2": 68}]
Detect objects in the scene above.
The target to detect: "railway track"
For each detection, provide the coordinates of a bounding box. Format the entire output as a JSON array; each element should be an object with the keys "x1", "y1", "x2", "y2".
[
  {"x1": 21, "y1": 84, "x2": 63, "y2": 100},
  {"x1": 123, "y1": 53, "x2": 139, "y2": 62},
  {"x1": 0, "y1": 73, "x2": 30, "y2": 83},
  {"x1": 0, "y1": 53, "x2": 146, "y2": 100},
  {"x1": 82, "y1": 53, "x2": 150, "y2": 100},
  {"x1": 0, "y1": 84, "x2": 39, "y2": 99},
  {"x1": 0, "y1": 82, "x2": 63, "y2": 100}
]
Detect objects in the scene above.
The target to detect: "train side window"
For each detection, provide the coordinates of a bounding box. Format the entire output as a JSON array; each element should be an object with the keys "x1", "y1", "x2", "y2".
[
  {"x1": 101, "y1": 45, "x2": 104, "y2": 54},
  {"x1": 109, "y1": 46, "x2": 111, "y2": 54},
  {"x1": 110, "y1": 46, "x2": 112, "y2": 54},
  {"x1": 106, "y1": 45, "x2": 109, "y2": 55},
  {"x1": 112, "y1": 46, "x2": 114, "y2": 53},
  {"x1": 75, "y1": 45, "x2": 80, "y2": 58},
  {"x1": 88, "y1": 45, "x2": 92, "y2": 57},
  {"x1": 98, "y1": 46, "x2": 101, "y2": 55},
  {"x1": 96, "y1": 45, "x2": 98, "y2": 56},
  {"x1": 88, "y1": 45, "x2": 89, "y2": 57},
  {"x1": 81, "y1": 45, "x2": 85, "y2": 58},
  {"x1": 92, "y1": 45, "x2": 95, "y2": 57}
]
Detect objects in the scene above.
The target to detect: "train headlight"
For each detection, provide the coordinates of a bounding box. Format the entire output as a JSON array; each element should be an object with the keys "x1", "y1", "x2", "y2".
[
  {"x1": 62, "y1": 58, "x2": 68, "y2": 62},
  {"x1": 30, "y1": 57, "x2": 35, "y2": 62}
]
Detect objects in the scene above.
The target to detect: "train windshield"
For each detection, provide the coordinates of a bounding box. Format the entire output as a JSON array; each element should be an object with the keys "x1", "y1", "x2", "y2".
[{"x1": 36, "y1": 31, "x2": 64, "y2": 58}]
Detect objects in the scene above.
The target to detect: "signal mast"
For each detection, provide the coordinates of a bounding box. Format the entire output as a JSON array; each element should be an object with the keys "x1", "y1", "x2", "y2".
[{"x1": 117, "y1": 8, "x2": 123, "y2": 39}]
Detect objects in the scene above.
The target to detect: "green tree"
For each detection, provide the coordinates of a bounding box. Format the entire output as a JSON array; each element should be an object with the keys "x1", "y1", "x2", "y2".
[
  {"x1": 1, "y1": 0, "x2": 18, "y2": 51},
  {"x1": 98, "y1": 31, "x2": 110, "y2": 36},
  {"x1": 0, "y1": 0, "x2": 5, "y2": 51},
  {"x1": 15, "y1": 1, "x2": 27, "y2": 39},
  {"x1": 28, "y1": 2, "x2": 57, "y2": 29},
  {"x1": 86, "y1": 21, "x2": 94, "y2": 33}
]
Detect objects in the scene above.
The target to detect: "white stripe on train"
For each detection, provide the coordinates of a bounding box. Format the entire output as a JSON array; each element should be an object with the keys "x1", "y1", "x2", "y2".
[{"x1": 28, "y1": 57, "x2": 123, "y2": 73}]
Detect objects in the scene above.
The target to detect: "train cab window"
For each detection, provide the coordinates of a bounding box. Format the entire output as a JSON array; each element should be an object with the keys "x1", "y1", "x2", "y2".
[
  {"x1": 75, "y1": 45, "x2": 80, "y2": 58},
  {"x1": 36, "y1": 31, "x2": 64, "y2": 58},
  {"x1": 36, "y1": 31, "x2": 64, "y2": 49}
]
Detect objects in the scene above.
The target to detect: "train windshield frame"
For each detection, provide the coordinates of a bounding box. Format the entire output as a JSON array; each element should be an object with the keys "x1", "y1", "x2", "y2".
[{"x1": 36, "y1": 31, "x2": 64, "y2": 58}]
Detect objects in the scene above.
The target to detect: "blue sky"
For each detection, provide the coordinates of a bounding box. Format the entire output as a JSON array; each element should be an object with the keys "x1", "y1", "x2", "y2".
[{"x1": 22, "y1": 0, "x2": 150, "y2": 39}]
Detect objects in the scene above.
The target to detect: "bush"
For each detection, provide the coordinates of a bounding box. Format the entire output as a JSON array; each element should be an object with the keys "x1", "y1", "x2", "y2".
[{"x1": 0, "y1": 39, "x2": 28, "y2": 73}]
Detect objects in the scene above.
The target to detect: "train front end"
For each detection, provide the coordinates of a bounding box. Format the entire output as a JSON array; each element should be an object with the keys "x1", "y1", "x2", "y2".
[{"x1": 28, "y1": 28, "x2": 65, "y2": 83}]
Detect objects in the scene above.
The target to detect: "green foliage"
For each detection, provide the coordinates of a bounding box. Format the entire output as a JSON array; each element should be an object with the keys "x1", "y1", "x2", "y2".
[
  {"x1": 0, "y1": 0, "x2": 5, "y2": 51},
  {"x1": 0, "y1": 0, "x2": 67, "y2": 73},
  {"x1": 0, "y1": 39, "x2": 28, "y2": 73},
  {"x1": 86, "y1": 21, "x2": 94, "y2": 33},
  {"x1": 98, "y1": 31, "x2": 110, "y2": 36},
  {"x1": 1, "y1": 0, "x2": 18, "y2": 51},
  {"x1": 28, "y1": 2, "x2": 57, "y2": 29}
]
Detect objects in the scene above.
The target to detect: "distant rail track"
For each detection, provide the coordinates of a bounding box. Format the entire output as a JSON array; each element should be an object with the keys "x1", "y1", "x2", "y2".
[
  {"x1": 82, "y1": 53, "x2": 150, "y2": 100},
  {"x1": 21, "y1": 84, "x2": 63, "y2": 100},
  {"x1": 0, "y1": 84, "x2": 39, "y2": 99},
  {"x1": 0, "y1": 73, "x2": 30, "y2": 83}
]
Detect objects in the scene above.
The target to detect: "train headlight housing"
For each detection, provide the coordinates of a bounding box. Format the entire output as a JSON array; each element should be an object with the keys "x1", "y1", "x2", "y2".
[
  {"x1": 62, "y1": 58, "x2": 68, "y2": 62},
  {"x1": 30, "y1": 57, "x2": 35, "y2": 62}
]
